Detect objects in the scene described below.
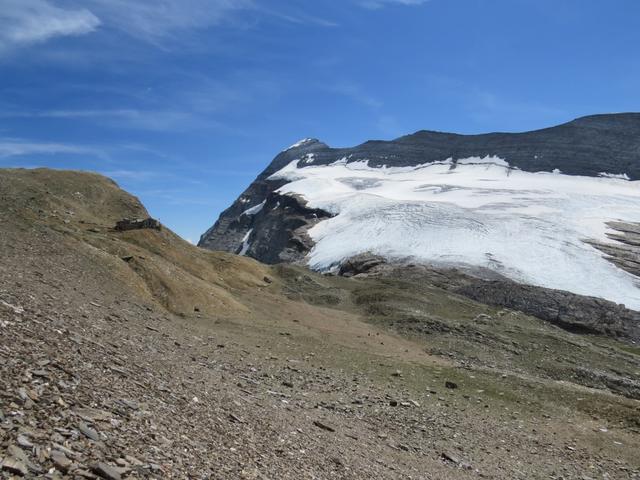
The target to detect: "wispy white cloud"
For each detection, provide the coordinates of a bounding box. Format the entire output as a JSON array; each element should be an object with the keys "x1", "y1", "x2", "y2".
[
  {"x1": 82, "y1": 0, "x2": 254, "y2": 43},
  {"x1": 323, "y1": 82, "x2": 403, "y2": 138},
  {"x1": 418, "y1": 74, "x2": 567, "y2": 132},
  {"x1": 133, "y1": 187, "x2": 218, "y2": 206},
  {"x1": 466, "y1": 90, "x2": 567, "y2": 130},
  {"x1": 0, "y1": 139, "x2": 103, "y2": 158},
  {"x1": 1, "y1": 108, "x2": 223, "y2": 132},
  {"x1": 0, "y1": 0, "x2": 342, "y2": 57},
  {"x1": 3, "y1": 108, "x2": 140, "y2": 119},
  {"x1": 0, "y1": 0, "x2": 100, "y2": 51},
  {"x1": 358, "y1": 0, "x2": 429, "y2": 9},
  {"x1": 256, "y1": 6, "x2": 339, "y2": 28},
  {"x1": 326, "y1": 82, "x2": 383, "y2": 109},
  {"x1": 101, "y1": 169, "x2": 170, "y2": 181},
  {"x1": 101, "y1": 169, "x2": 206, "y2": 185},
  {"x1": 1, "y1": 70, "x2": 285, "y2": 133},
  {"x1": 115, "y1": 143, "x2": 173, "y2": 159},
  {"x1": 0, "y1": 0, "x2": 253, "y2": 54}
]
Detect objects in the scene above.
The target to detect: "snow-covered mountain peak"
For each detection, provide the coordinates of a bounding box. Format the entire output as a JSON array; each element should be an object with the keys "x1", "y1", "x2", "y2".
[
  {"x1": 285, "y1": 138, "x2": 321, "y2": 151},
  {"x1": 199, "y1": 113, "x2": 640, "y2": 309},
  {"x1": 269, "y1": 158, "x2": 640, "y2": 309}
]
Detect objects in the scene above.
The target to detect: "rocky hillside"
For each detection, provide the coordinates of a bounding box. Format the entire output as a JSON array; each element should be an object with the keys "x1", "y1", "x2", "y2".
[{"x1": 2, "y1": 168, "x2": 640, "y2": 479}]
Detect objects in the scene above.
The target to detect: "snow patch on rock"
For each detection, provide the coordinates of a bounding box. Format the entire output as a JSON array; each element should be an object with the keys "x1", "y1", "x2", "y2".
[
  {"x1": 241, "y1": 200, "x2": 266, "y2": 217},
  {"x1": 599, "y1": 172, "x2": 631, "y2": 180},
  {"x1": 285, "y1": 138, "x2": 316, "y2": 151},
  {"x1": 239, "y1": 229, "x2": 253, "y2": 256}
]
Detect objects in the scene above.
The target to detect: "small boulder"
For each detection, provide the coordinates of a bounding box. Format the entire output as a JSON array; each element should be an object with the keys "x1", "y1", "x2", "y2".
[
  {"x1": 51, "y1": 451, "x2": 72, "y2": 472},
  {"x1": 1, "y1": 457, "x2": 28, "y2": 476},
  {"x1": 92, "y1": 462, "x2": 123, "y2": 480}
]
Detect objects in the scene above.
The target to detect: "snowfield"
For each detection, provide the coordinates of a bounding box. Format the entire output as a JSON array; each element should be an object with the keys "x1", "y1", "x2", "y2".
[{"x1": 269, "y1": 157, "x2": 640, "y2": 309}]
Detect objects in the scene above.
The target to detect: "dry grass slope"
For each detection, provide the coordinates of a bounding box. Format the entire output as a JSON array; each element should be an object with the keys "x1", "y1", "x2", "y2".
[{"x1": 0, "y1": 168, "x2": 274, "y2": 318}]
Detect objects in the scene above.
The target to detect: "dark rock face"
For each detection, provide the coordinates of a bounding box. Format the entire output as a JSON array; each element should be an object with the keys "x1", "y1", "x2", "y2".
[
  {"x1": 239, "y1": 192, "x2": 332, "y2": 264},
  {"x1": 338, "y1": 253, "x2": 387, "y2": 277},
  {"x1": 336, "y1": 257, "x2": 640, "y2": 343},
  {"x1": 200, "y1": 187, "x2": 332, "y2": 264},
  {"x1": 199, "y1": 113, "x2": 640, "y2": 263},
  {"x1": 587, "y1": 221, "x2": 640, "y2": 278},
  {"x1": 456, "y1": 280, "x2": 640, "y2": 343},
  {"x1": 115, "y1": 217, "x2": 161, "y2": 231}
]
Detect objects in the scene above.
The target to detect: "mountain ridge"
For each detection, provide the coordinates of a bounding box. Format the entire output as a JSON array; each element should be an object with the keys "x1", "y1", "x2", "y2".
[
  {"x1": 199, "y1": 112, "x2": 640, "y2": 258},
  {"x1": 237, "y1": 113, "x2": 640, "y2": 190}
]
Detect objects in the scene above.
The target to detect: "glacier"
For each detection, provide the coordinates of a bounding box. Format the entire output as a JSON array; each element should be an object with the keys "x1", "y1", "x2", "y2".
[{"x1": 269, "y1": 157, "x2": 640, "y2": 310}]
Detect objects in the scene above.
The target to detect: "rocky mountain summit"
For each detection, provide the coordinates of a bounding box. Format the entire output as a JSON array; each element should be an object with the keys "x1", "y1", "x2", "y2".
[{"x1": 2, "y1": 168, "x2": 640, "y2": 479}]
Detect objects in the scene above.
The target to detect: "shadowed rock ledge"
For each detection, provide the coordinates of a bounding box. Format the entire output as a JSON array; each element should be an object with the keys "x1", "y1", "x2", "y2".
[
  {"x1": 336, "y1": 253, "x2": 640, "y2": 344},
  {"x1": 587, "y1": 221, "x2": 640, "y2": 278}
]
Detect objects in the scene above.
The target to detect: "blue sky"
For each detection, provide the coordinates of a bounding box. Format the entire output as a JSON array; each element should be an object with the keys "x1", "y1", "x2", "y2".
[{"x1": 1, "y1": 0, "x2": 639, "y2": 242}]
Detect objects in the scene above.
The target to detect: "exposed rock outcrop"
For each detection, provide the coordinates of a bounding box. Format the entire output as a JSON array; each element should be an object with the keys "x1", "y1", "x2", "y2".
[
  {"x1": 455, "y1": 279, "x2": 640, "y2": 342},
  {"x1": 338, "y1": 253, "x2": 387, "y2": 277},
  {"x1": 115, "y1": 217, "x2": 161, "y2": 231},
  {"x1": 336, "y1": 257, "x2": 640, "y2": 343},
  {"x1": 202, "y1": 189, "x2": 332, "y2": 264},
  {"x1": 587, "y1": 221, "x2": 640, "y2": 278}
]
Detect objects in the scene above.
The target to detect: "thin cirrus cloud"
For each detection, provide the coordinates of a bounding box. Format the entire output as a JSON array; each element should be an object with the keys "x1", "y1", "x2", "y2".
[
  {"x1": 0, "y1": 0, "x2": 327, "y2": 51},
  {"x1": 323, "y1": 82, "x2": 404, "y2": 137},
  {"x1": 0, "y1": 0, "x2": 100, "y2": 50},
  {"x1": 0, "y1": 0, "x2": 254, "y2": 53},
  {"x1": 358, "y1": 0, "x2": 429, "y2": 8},
  {"x1": 1, "y1": 108, "x2": 230, "y2": 132},
  {"x1": 81, "y1": 0, "x2": 254, "y2": 42},
  {"x1": 326, "y1": 82, "x2": 384, "y2": 109},
  {"x1": 0, "y1": 139, "x2": 103, "y2": 159},
  {"x1": 1, "y1": 71, "x2": 285, "y2": 132},
  {"x1": 9, "y1": 108, "x2": 197, "y2": 131},
  {"x1": 0, "y1": 0, "x2": 425, "y2": 55}
]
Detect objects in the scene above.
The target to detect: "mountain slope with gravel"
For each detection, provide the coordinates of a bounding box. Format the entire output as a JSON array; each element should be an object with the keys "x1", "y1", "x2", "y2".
[{"x1": 1, "y1": 168, "x2": 640, "y2": 479}]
